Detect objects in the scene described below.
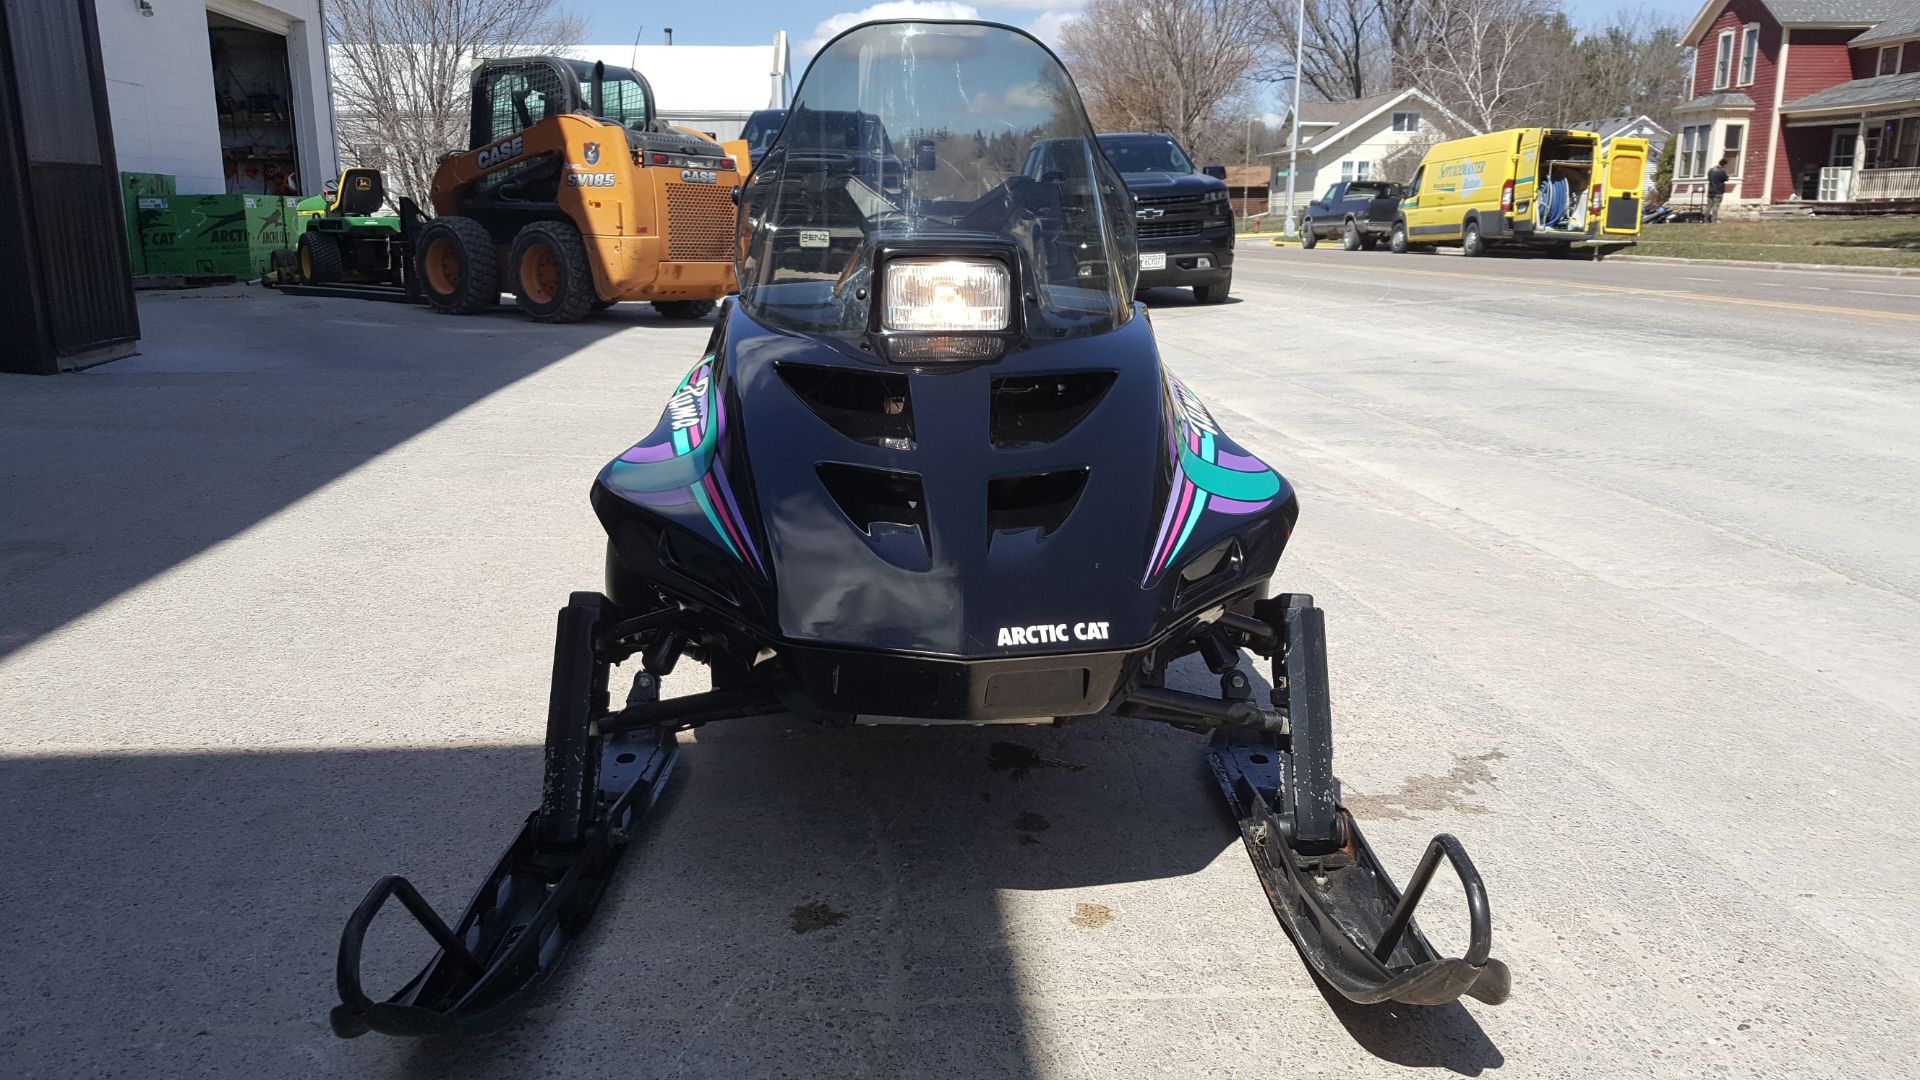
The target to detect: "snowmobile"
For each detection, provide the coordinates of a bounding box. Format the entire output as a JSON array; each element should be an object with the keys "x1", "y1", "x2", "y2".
[{"x1": 330, "y1": 20, "x2": 1510, "y2": 1040}]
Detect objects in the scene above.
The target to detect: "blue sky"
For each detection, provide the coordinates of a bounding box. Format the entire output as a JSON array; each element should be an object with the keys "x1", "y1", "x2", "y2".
[{"x1": 572, "y1": 0, "x2": 1652, "y2": 53}]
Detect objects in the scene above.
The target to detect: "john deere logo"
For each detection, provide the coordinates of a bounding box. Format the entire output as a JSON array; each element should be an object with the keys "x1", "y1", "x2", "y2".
[{"x1": 584, "y1": 142, "x2": 600, "y2": 165}]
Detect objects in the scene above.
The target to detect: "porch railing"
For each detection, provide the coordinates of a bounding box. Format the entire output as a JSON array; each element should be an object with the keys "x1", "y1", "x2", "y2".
[{"x1": 1856, "y1": 167, "x2": 1920, "y2": 201}]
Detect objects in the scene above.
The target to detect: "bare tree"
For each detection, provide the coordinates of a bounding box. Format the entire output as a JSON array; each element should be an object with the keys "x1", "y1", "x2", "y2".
[
  {"x1": 1537, "y1": 8, "x2": 1690, "y2": 129},
  {"x1": 1059, "y1": 0, "x2": 1266, "y2": 154},
  {"x1": 325, "y1": 0, "x2": 585, "y2": 204},
  {"x1": 1407, "y1": 0, "x2": 1560, "y2": 131}
]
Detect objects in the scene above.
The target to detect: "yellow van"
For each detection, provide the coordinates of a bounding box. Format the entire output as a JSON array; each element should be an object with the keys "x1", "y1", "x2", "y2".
[{"x1": 1390, "y1": 128, "x2": 1647, "y2": 255}]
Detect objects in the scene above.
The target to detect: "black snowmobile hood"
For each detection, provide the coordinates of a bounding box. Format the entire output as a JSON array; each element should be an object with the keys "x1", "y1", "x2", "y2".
[
  {"x1": 591, "y1": 303, "x2": 1297, "y2": 659},
  {"x1": 589, "y1": 19, "x2": 1294, "y2": 660}
]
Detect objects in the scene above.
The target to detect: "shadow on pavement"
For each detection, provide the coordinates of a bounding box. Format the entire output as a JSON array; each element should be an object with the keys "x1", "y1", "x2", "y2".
[
  {"x1": 0, "y1": 290, "x2": 655, "y2": 663},
  {"x1": 0, "y1": 721, "x2": 1228, "y2": 1079},
  {"x1": 0, "y1": 671, "x2": 1504, "y2": 1078},
  {"x1": 1136, "y1": 287, "x2": 1247, "y2": 308},
  {"x1": 1316, "y1": 980, "x2": 1506, "y2": 1076}
]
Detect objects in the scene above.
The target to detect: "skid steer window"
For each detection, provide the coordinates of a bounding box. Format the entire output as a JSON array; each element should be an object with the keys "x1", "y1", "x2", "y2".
[
  {"x1": 587, "y1": 76, "x2": 651, "y2": 129},
  {"x1": 480, "y1": 66, "x2": 564, "y2": 146}
]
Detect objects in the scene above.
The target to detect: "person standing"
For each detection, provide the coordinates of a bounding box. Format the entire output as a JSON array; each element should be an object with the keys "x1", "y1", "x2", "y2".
[{"x1": 1706, "y1": 158, "x2": 1730, "y2": 222}]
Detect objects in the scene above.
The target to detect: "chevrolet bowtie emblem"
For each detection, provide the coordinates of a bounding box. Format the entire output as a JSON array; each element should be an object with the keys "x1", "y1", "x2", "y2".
[{"x1": 1136, "y1": 207, "x2": 1164, "y2": 219}]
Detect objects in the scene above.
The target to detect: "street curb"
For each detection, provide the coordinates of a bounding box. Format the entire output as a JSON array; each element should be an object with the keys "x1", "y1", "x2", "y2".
[{"x1": 1610, "y1": 253, "x2": 1920, "y2": 278}]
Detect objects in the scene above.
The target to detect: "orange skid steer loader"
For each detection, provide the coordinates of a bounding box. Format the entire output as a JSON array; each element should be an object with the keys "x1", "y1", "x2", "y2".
[
  {"x1": 340, "y1": 56, "x2": 744, "y2": 323},
  {"x1": 419, "y1": 56, "x2": 747, "y2": 322}
]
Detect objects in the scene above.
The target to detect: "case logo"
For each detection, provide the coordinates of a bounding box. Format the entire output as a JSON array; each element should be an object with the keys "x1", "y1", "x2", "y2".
[
  {"x1": 997, "y1": 622, "x2": 1110, "y2": 647},
  {"x1": 477, "y1": 135, "x2": 525, "y2": 170},
  {"x1": 680, "y1": 168, "x2": 718, "y2": 184}
]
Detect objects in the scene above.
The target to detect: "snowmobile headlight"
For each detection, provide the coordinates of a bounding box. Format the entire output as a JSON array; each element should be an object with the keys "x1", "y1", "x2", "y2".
[{"x1": 882, "y1": 258, "x2": 1010, "y2": 333}]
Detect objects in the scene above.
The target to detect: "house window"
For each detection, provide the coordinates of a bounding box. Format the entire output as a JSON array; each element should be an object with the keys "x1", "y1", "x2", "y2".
[
  {"x1": 1898, "y1": 117, "x2": 1920, "y2": 169},
  {"x1": 1679, "y1": 124, "x2": 1711, "y2": 178},
  {"x1": 1714, "y1": 28, "x2": 1734, "y2": 88},
  {"x1": 1738, "y1": 25, "x2": 1759, "y2": 85},
  {"x1": 1878, "y1": 45, "x2": 1901, "y2": 77},
  {"x1": 1340, "y1": 160, "x2": 1371, "y2": 182},
  {"x1": 1866, "y1": 118, "x2": 1920, "y2": 169},
  {"x1": 1722, "y1": 123, "x2": 1745, "y2": 175},
  {"x1": 1391, "y1": 111, "x2": 1421, "y2": 132}
]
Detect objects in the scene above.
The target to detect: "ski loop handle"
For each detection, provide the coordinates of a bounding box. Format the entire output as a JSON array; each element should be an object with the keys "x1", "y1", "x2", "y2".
[
  {"x1": 1371, "y1": 833, "x2": 1493, "y2": 966},
  {"x1": 336, "y1": 874, "x2": 484, "y2": 1016}
]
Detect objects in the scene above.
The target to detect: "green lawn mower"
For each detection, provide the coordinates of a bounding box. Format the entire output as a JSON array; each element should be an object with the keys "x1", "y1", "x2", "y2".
[{"x1": 272, "y1": 168, "x2": 424, "y2": 302}]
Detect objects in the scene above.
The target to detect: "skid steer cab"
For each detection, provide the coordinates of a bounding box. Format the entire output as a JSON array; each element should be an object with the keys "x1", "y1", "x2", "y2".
[{"x1": 417, "y1": 56, "x2": 748, "y2": 323}]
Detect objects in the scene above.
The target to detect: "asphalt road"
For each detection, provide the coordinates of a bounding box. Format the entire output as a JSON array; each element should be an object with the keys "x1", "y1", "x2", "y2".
[{"x1": 1, "y1": 250, "x2": 1916, "y2": 1079}]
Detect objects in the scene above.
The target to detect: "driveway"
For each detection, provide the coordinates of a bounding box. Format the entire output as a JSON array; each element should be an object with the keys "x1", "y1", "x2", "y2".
[{"x1": 2, "y1": 270, "x2": 1915, "y2": 1078}]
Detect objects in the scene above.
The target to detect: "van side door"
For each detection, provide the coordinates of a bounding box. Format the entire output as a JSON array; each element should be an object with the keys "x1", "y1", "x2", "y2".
[{"x1": 1401, "y1": 166, "x2": 1429, "y2": 234}]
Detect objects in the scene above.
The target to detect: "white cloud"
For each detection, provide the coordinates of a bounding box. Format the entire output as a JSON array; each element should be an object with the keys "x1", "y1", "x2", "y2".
[
  {"x1": 1027, "y1": 8, "x2": 1080, "y2": 45},
  {"x1": 802, "y1": 1, "x2": 984, "y2": 54}
]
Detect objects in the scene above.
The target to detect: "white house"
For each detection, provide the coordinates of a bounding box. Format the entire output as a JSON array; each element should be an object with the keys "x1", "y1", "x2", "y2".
[
  {"x1": 1568, "y1": 114, "x2": 1674, "y2": 194},
  {"x1": 1262, "y1": 88, "x2": 1475, "y2": 216},
  {"x1": 572, "y1": 35, "x2": 792, "y2": 142},
  {"x1": 93, "y1": 0, "x2": 337, "y2": 195}
]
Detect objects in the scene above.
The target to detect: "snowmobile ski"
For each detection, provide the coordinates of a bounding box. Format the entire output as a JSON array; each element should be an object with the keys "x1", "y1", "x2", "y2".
[
  {"x1": 1208, "y1": 596, "x2": 1511, "y2": 1007},
  {"x1": 331, "y1": 593, "x2": 689, "y2": 1038}
]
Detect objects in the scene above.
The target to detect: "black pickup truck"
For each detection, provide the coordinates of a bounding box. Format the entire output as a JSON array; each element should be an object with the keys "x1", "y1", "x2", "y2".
[
  {"x1": 1093, "y1": 132, "x2": 1234, "y2": 303},
  {"x1": 1299, "y1": 180, "x2": 1405, "y2": 251}
]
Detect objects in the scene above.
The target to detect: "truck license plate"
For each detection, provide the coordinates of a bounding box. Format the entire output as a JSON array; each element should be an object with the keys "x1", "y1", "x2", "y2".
[{"x1": 1140, "y1": 253, "x2": 1166, "y2": 270}]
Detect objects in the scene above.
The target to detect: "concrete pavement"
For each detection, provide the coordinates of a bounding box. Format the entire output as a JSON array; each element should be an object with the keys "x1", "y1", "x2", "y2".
[{"x1": 2, "y1": 262, "x2": 1916, "y2": 1078}]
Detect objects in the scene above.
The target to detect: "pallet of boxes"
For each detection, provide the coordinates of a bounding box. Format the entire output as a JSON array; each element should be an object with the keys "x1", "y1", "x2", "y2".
[{"x1": 123, "y1": 172, "x2": 304, "y2": 288}]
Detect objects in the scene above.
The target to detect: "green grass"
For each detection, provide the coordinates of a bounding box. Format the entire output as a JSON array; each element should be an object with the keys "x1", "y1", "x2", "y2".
[{"x1": 1633, "y1": 216, "x2": 1920, "y2": 269}]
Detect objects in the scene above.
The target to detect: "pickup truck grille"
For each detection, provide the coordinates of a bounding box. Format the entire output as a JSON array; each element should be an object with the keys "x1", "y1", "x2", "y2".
[
  {"x1": 1137, "y1": 219, "x2": 1203, "y2": 239},
  {"x1": 1134, "y1": 193, "x2": 1205, "y2": 208}
]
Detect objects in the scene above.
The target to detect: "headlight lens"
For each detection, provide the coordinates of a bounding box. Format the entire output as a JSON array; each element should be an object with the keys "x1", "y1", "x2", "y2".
[
  {"x1": 883, "y1": 258, "x2": 1010, "y2": 332},
  {"x1": 1202, "y1": 189, "x2": 1228, "y2": 203}
]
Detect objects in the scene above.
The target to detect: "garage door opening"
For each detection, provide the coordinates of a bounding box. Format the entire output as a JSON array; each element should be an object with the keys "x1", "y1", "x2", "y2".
[{"x1": 207, "y1": 12, "x2": 300, "y2": 195}]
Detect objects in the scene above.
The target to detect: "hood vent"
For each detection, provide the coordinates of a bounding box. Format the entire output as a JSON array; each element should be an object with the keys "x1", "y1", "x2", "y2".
[
  {"x1": 779, "y1": 364, "x2": 914, "y2": 449},
  {"x1": 817, "y1": 463, "x2": 929, "y2": 556},
  {"x1": 990, "y1": 372, "x2": 1115, "y2": 448},
  {"x1": 988, "y1": 468, "x2": 1087, "y2": 538}
]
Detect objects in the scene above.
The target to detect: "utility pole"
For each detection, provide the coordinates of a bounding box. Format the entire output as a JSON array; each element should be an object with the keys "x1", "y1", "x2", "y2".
[{"x1": 1283, "y1": 0, "x2": 1305, "y2": 237}]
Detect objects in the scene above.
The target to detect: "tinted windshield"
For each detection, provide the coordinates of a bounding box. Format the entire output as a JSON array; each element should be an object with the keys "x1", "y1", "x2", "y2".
[
  {"x1": 1096, "y1": 135, "x2": 1193, "y2": 175},
  {"x1": 741, "y1": 109, "x2": 787, "y2": 157},
  {"x1": 737, "y1": 21, "x2": 1136, "y2": 342}
]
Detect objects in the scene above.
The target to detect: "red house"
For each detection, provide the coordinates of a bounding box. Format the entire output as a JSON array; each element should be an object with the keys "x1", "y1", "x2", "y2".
[{"x1": 1674, "y1": 0, "x2": 1920, "y2": 212}]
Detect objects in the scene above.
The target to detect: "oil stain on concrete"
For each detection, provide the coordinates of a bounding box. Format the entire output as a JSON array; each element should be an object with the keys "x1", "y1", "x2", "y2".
[
  {"x1": 1014, "y1": 810, "x2": 1051, "y2": 845},
  {"x1": 788, "y1": 901, "x2": 847, "y2": 934},
  {"x1": 1069, "y1": 902, "x2": 1114, "y2": 929},
  {"x1": 1343, "y1": 749, "x2": 1506, "y2": 820},
  {"x1": 987, "y1": 741, "x2": 1085, "y2": 780}
]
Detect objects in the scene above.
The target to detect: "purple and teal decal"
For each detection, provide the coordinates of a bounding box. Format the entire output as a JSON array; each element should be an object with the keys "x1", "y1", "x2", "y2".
[
  {"x1": 1144, "y1": 373, "x2": 1281, "y2": 585},
  {"x1": 606, "y1": 356, "x2": 766, "y2": 576}
]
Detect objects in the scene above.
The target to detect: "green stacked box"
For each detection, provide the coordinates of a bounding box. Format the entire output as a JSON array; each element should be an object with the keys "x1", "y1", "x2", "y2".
[
  {"x1": 120, "y1": 172, "x2": 176, "y2": 275},
  {"x1": 141, "y1": 194, "x2": 295, "y2": 280}
]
